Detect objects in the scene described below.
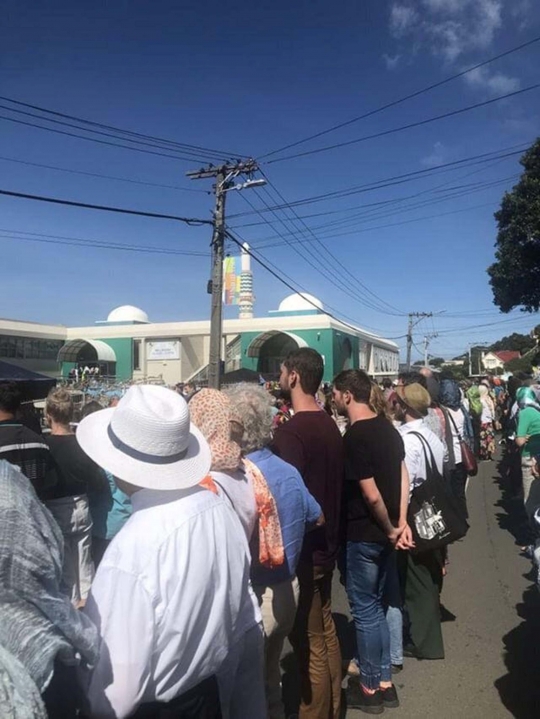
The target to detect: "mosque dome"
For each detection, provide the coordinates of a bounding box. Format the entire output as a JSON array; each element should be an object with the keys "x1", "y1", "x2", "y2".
[
  {"x1": 106, "y1": 305, "x2": 149, "y2": 323},
  {"x1": 278, "y1": 293, "x2": 324, "y2": 313}
]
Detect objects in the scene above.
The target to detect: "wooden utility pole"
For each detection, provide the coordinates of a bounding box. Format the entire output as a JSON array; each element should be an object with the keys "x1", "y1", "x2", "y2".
[
  {"x1": 187, "y1": 159, "x2": 258, "y2": 389},
  {"x1": 406, "y1": 312, "x2": 433, "y2": 370}
]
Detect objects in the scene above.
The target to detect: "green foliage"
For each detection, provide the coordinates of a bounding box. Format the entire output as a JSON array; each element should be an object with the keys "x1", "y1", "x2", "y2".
[
  {"x1": 489, "y1": 332, "x2": 535, "y2": 353},
  {"x1": 505, "y1": 356, "x2": 534, "y2": 374},
  {"x1": 488, "y1": 138, "x2": 540, "y2": 312}
]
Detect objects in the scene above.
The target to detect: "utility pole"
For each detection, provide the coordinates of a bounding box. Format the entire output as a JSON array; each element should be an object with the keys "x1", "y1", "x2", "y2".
[
  {"x1": 423, "y1": 333, "x2": 439, "y2": 366},
  {"x1": 187, "y1": 159, "x2": 259, "y2": 389},
  {"x1": 406, "y1": 312, "x2": 433, "y2": 370}
]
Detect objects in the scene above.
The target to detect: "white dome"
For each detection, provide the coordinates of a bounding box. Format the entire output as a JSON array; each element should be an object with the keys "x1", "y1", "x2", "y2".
[
  {"x1": 106, "y1": 305, "x2": 149, "y2": 323},
  {"x1": 278, "y1": 293, "x2": 323, "y2": 313}
]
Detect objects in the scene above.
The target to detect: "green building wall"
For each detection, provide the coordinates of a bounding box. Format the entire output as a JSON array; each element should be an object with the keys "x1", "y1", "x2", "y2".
[
  {"x1": 97, "y1": 337, "x2": 133, "y2": 381},
  {"x1": 240, "y1": 328, "x2": 359, "y2": 382}
]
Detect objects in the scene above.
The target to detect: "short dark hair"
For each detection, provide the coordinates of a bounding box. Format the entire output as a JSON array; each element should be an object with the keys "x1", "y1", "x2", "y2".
[
  {"x1": 80, "y1": 400, "x2": 104, "y2": 420},
  {"x1": 0, "y1": 382, "x2": 22, "y2": 414},
  {"x1": 382, "y1": 377, "x2": 392, "y2": 389},
  {"x1": 283, "y1": 348, "x2": 324, "y2": 395},
  {"x1": 398, "y1": 371, "x2": 427, "y2": 389},
  {"x1": 333, "y1": 369, "x2": 372, "y2": 404}
]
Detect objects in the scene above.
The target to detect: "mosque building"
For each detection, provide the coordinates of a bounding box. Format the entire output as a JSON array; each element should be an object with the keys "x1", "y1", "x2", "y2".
[{"x1": 0, "y1": 293, "x2": 399, "y2": 384}]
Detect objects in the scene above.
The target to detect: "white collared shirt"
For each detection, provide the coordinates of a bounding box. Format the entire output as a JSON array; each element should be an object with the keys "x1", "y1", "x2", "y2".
[
  {"x1": 81, "y1": 485, "x2": 260, "y2": 718},
  {"x1": 398, "y1": 419, "x2": 445, "y2": 499}
]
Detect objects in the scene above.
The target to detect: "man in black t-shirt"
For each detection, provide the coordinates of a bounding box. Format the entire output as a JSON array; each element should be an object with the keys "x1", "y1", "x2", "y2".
[
  {"x1": 272, "y1": 348, "x2": 343, "y2": 719},
  {"x1": 333, "y1": 369, "x2": 412, "y2": 714}
]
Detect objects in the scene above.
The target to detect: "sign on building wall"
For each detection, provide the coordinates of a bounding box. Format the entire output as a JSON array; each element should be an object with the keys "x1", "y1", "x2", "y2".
[
  {"x1": 223, "y1": 256, "x2": 241, "y2": 305},
  {"x1": 147, "y1": 340, "x2": 180, "y2": 361}
]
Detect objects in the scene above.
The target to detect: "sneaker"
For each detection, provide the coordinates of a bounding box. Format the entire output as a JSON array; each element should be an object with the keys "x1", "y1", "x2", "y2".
[
  {"x1": 381, "y1": 684, "x2": 400, "y2": 709},
  {"x1": 346, "y1": 679, "x2": 384, "y2": 714}
]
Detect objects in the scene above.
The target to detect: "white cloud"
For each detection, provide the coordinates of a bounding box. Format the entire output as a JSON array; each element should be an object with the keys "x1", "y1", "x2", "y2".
[
  {"x1": 389, "y1": 1, "x2": 503, "y2": 61},
  {"x1": 383, "y1": 53, "x2": 402, "y2": 70},
  {"x1": 421, "y1": 141, "x2": 446, "y2": 167},
  {"x1": 464, "y1": 67, "x2": 521, "y2": 94},
  {"x1": 387, "y1": 1, "x2": 521, "y2": 93},
  {"x1": 390, "y1": 4, "x2": 419, "y2": 36}
]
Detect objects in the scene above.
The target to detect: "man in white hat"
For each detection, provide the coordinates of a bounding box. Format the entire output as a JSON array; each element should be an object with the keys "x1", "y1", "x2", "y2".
[{"x1": 77, "y1": 385, "x2": 264, "y2": 719}]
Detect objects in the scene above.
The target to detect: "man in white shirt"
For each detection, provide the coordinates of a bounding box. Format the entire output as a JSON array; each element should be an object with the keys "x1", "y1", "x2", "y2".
[
  {"x1": 394, "y1": 383, "x2": 446, "y2": 661},
  {"x1": 76, "y1": 385, "x2": 264, "y2": 719}
]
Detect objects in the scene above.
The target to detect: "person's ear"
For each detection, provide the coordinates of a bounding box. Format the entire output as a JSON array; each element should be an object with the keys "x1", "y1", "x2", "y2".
[{"x1": 289, "y1": 370, "x2": 298, "y2": 389}]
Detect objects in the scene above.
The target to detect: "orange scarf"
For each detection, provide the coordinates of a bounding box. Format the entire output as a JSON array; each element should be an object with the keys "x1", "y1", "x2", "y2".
[{"x1": 200, "y1": 460, "x2": 284, "y2": 569}]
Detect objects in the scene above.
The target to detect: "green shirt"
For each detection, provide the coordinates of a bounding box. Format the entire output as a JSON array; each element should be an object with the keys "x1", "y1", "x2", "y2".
[{"x1": 517, "y1": 407, "x2": 540, "y2": 457}]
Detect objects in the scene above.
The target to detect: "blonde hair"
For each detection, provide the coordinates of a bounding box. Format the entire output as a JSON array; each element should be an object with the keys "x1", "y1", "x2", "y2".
[
  {"x1": 46, "y1": 387, "x2": 74, "y2": 426},
  {"x1": 369, "y1": 382, "x2": 393, "y2": 422}
]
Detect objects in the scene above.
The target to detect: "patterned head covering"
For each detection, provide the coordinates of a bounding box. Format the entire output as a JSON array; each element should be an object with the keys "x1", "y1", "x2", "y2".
[
  {"x1": 189, "y1": 389, "x2": 242, "y2": 472},
  {"x1": 439, "y1": 378, "x2": 462, "y2": 410}
]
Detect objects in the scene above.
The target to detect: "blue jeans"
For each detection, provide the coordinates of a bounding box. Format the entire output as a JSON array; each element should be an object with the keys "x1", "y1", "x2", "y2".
[
  {"x1": 346, "y1": 541, "x2": 392, "y2": 689},
  {"x1": 383, "y1": 550, "x2": 403, "y2": 666}
]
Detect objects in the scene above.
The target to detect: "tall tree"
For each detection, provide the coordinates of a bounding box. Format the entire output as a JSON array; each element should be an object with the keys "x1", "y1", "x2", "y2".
[{"x1": 488, "y1": 138, "x2": 540, "y2": 312}]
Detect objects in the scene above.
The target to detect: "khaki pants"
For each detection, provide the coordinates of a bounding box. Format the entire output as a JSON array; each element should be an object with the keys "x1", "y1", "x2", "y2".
[
  {"x1": 289, "y1": 563, "x2": 342, "y2": 719},
  {"x1": 254, "y1": 577, "x2": 300, "y2": 719},
  {"x1": 522, "y1": 454, "x2": 540, "y2": 522}
]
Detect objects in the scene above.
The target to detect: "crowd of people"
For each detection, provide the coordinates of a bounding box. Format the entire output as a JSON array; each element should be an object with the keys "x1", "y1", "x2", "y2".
[{"x1": 1, "y1": 352, "x2": 539, "y2": 718}]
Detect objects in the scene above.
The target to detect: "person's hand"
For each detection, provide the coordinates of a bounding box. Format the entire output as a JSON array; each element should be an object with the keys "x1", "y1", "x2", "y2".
[
  {"x1": 396, "y1": 524, "x2": 415, "y2": 551},
  {"x1": 387, "y1": 523, "x2": 406, "y2": 547}
]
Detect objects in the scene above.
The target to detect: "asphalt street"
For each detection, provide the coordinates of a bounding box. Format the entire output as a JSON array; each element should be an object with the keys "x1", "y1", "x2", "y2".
[{"x1": 282, "y1": 454, "x2": 540, "y2": 718}]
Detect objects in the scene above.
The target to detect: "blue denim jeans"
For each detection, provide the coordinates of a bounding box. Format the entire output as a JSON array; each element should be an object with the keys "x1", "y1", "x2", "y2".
[
  {"x1": 346, "y1": 541, "x2": 393, "y2": 689},
  {"x1": 383, "y1": 550, "x2": 403, "y2": 666}
]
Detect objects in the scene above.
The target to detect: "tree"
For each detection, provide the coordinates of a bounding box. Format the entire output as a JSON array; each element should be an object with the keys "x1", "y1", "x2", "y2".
[
  {"x1": 505, "y1": 356, "x2": 534, "y2": 374},
  {"x1": 489, "y1": 332, "x2": 535, "y2": 354},
  {"x1": 488, "y1": 138, "x2": 540, "y2": 312}
]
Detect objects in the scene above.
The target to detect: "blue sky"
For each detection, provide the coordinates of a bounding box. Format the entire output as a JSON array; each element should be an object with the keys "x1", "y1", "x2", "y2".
[{"x1": 1, "y1": 0, "x2": 539, "y2": 361}]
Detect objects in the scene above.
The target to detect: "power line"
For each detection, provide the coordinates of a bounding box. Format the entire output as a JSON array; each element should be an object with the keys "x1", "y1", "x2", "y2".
[
  {"x1": 229, "y1": 144, "x2": 529, "y2": 218},
  {"x1": 0, "y1": 113, "x2": 218, "y2": 163},
  {"x1": 0, "y1": 188, "x2": 212, "y2": 225},
  {"x1": 261, "y1": 34, "x2": 540, "y2": 159},
  {"x1": 265, "y1": 84, "x2": 540, "y2": 164},
  {"x1": 225, "y1": 228, "x2": 397, "y2": 338},
  {"x1": 236, "y1": 187, "x2": 403, "y2": 316},
  {"x1": 252, "y1": 174, "x2": 517, "y2": 249},
  {"x1": 258, "y1": 170, "x2": 405, "y2": 315},
  {"x1": 0, "y1": 94, "x2": 239, "y2": 160},
  {"x1": 0, "y1": 231, "x2": 208, "y2": 257},
  {"x1": 0, "y1": 155, "x2": 210, "y2": 192}
]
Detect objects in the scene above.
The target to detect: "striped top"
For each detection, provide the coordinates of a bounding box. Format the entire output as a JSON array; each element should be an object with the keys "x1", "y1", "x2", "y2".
[{"x1": 0, "y1": 421, "x2": 53, "y2": 499}]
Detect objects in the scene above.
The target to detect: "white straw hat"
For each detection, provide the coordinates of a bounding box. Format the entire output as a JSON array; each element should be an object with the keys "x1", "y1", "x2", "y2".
[{"x1": 77, "y1": 385, "x2": 211, "y2": 490}]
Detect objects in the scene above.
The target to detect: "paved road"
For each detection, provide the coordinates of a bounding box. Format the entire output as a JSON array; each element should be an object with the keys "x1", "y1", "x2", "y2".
[{"x1": 283, "y1": 455, "x2": 540, "y2": 718}]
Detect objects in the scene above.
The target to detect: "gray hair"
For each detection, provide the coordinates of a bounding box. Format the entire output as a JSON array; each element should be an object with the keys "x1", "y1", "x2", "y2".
[{"x1": 223, "y1": 383, "x2": 273, "y2": 454}]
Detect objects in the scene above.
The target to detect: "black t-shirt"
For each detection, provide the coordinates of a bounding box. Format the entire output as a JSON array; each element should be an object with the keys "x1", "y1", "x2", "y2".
[
  {"x1": 271, "y1": 410, "x2": 344, "y2": 569},
  {"x1": 343, "y1": 415, "x2": 404, "y2": 543},
  {"x1": 46, "y1": 434, "x2": 105, "y2": 499}
]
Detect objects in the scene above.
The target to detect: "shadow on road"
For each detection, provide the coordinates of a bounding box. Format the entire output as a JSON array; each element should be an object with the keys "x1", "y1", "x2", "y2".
[
  {"x1": 493, "y1": 457, "x2": 532, "y2": 547},
  {"x1": 494, "y1": 585, "x2": 540, "y2": 718},
  {"x1": 492, "y1": 452, "x2": 540, "y2": 717}
]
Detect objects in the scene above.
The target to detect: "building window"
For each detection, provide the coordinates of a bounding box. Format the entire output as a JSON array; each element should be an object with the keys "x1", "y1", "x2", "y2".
[
  {"x1": 133, "y1": 340, "x2": 141, "y2": 371},
  {"x1": 0, "y1": 334, "x2": 63, "y2": 360}
]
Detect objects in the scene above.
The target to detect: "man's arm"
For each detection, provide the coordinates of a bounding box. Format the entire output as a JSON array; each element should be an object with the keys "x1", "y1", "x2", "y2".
[
  {"x1": 359, "y1": 477, "x2": 403, "y2": 545},
  {"x1": 396, "y1": 462, "x2": 415, "y2": 550}
]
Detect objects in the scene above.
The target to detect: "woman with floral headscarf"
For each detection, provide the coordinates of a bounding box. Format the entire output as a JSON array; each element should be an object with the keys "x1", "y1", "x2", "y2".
[
  {"x1": 479, "y1": 385, "x2": 496, "y2": 461},
  {"x1": 189, "y1": 388, "x2": 258, "y2": 541}
]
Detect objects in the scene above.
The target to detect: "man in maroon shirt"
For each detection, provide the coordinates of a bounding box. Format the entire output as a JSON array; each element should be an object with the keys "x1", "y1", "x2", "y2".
[{"x1": 272, "y1": 348, "x2": 343, "y2": 719}]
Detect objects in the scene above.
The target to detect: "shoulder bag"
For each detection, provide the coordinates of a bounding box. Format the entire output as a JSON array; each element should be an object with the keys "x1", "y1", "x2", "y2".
[
  {"x1": 446, "y1": 411, "x2": 478, "y2": 477},
  {"x1": 407, "y1": 431, "x2": 469, "y2": 553}
]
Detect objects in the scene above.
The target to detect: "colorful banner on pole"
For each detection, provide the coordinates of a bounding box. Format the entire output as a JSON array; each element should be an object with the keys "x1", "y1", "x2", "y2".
[{"x1": 223, "y1": 255, "x2": 242, "y2": 305}]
